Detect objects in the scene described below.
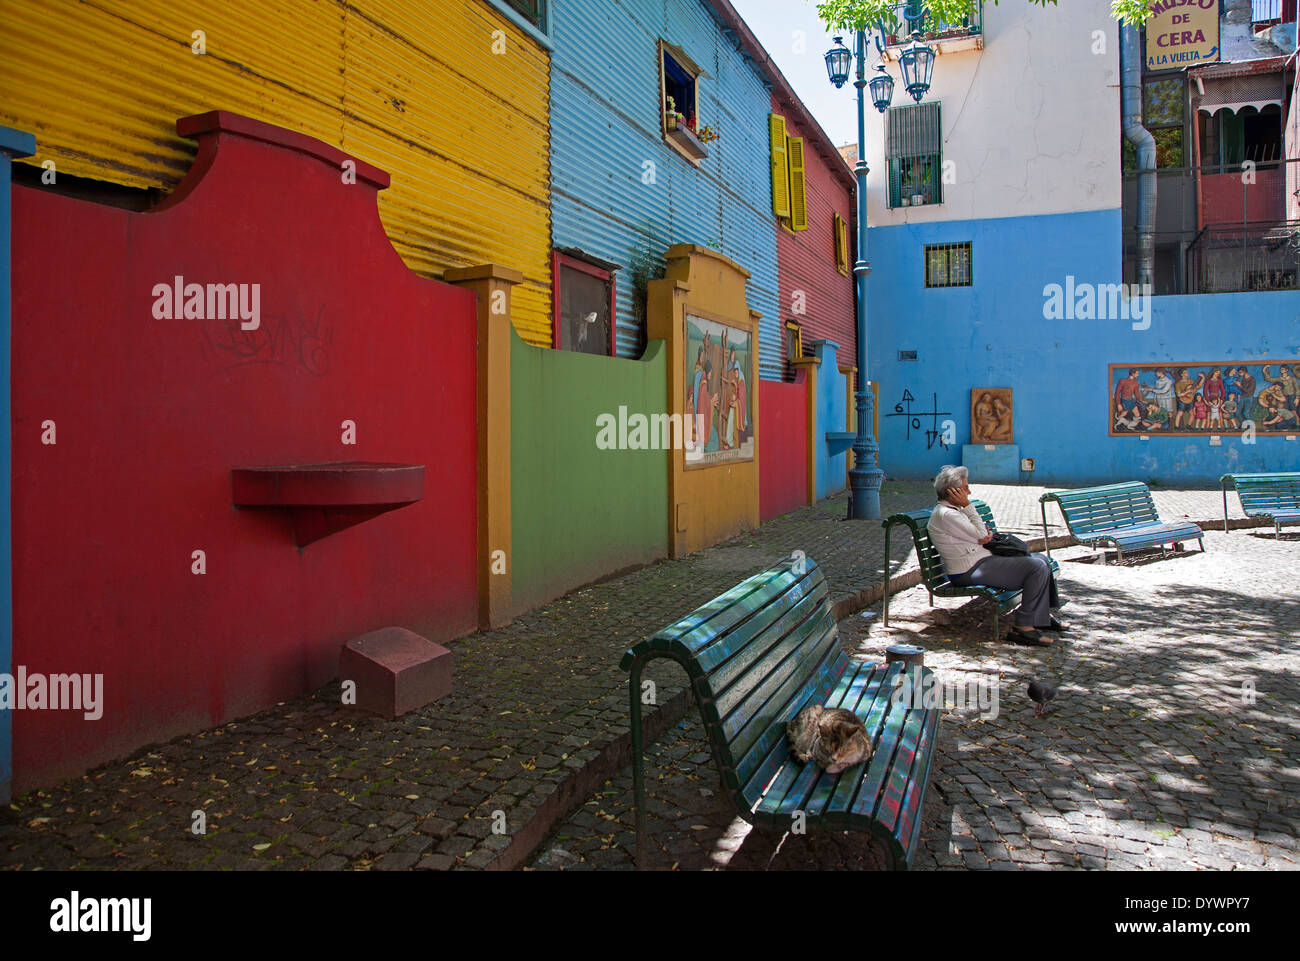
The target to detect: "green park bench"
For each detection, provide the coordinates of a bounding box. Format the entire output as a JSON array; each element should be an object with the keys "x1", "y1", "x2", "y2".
[
  {"x1": 620, "y1": 555, "x2": 939, "y2": 870},
  {"x1": 882, "y1": 498, "x2": 1059, "y2": 642},
  {"x1": 1040, "y1": 480, "x2": 1204, "y2": 563},
  {"x1": 1221, "y1": 472, "x2": 1300, "y2": 536}
]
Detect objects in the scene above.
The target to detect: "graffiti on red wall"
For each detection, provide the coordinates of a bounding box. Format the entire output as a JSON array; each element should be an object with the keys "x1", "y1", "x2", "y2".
[{"x1": 198, "y1": 303, "x2": 333, "y2": 377}]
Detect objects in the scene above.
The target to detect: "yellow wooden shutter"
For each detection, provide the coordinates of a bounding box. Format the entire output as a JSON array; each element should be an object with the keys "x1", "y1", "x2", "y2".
[
  {"x1": 835, "y1": 213, "x2": 849, "y2": 274},
  {"x1": 788, "y1": 135, "x2": 807, "y2": 231},
  {"x1": 770, "y1": 114, "x2": 790, "y2": 218}
]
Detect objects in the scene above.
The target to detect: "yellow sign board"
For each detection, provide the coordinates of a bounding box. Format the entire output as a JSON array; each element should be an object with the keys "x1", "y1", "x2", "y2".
[{"x1": 1146, "y1": 0, "x2": 1221, "y2": 71}]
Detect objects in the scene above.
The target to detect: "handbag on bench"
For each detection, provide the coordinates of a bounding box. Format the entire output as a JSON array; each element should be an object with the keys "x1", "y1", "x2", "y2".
[{"x1": 987, "y1": 532, "x2": 1030, "y2": 556}]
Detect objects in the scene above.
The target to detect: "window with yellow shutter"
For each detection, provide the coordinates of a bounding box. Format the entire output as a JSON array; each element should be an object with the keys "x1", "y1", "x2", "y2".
[
  {"x1": 834, "y1": 213, "x2": 849, "y2": 275},
  {"x1": 769, "y1": 114, "x2": 808, "y2": 231},
  {"x1": 770, "y1": 114, "x2": 789, "y2": 218},
  {"x1": 787, "y1": 135, "x2": 807, "y2": 231}
]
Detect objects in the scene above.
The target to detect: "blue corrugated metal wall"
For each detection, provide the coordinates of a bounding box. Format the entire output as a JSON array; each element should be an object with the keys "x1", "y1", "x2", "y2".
[{"x1": 549, "y1": 0, "x2": 784, "y2": 380}]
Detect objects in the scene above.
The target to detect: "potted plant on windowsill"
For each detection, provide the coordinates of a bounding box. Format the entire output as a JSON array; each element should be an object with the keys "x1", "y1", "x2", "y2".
[
  {"x1": 667, "y1": 111, "x2": 710, "y2": 160},
  {"x1": 665, "y1": 96, "x2": 679, "y2": 130}
]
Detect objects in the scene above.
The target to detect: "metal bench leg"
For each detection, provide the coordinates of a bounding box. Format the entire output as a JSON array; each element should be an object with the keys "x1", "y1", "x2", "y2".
[
  {"x1": 1115, "y1": 545, "x2": 1123, "y2": 565},
  {"x1": 992, "y1": 605, "x2": 999, "y2": 642},
  {"x1": 629, "y1": 657, "x2": 648, "y2": 871},
  {"x1": 1222, "y1": 484, "x2": 1229, "y2": 533},
  {"x1": 1041, "y1": 501, "x2": 1052, "y2": 559}
]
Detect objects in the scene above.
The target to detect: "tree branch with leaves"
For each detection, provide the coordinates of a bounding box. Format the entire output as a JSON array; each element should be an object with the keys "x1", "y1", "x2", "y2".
[{"x1": 814, "y1": 0, "x2": 1156, "y2": 33}]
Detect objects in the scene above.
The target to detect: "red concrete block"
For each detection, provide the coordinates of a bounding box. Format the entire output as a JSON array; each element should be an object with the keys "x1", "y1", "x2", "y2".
[{"x1": 340, "y1": 628, "x2": 452, "y2": 718}]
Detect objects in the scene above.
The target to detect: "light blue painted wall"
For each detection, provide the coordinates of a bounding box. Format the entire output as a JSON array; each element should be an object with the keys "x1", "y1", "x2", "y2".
[
  {"x1": 0, "y1": 126, "x2": 35, "y2": 805},
  {"x1": 809, "y1": 339, "x2": 849, "y2": 500},
  {"x1": 549, "y1": 0, "x2": 783, "y2": 379},
  {"x1": 866, "y1": 208, "x2": 1300, "y2": 486}
]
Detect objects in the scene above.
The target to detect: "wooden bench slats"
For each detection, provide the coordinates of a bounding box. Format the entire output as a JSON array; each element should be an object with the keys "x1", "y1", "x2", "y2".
[
  {"x1": 1221, "y1": 472, "x2": 1300, "y2": 535},
  {"x1": 822, "y1": 664, "x2": 902, "y2": 817},
  {"x1": 890, "y1": 708, "x2": 939, "y2": 860},
  {"x1": 719, "y1": 612, "x2": 841, "y2": 764},
  {"x1": 704, "y1": 581, "x2": 831, "y2": 717},
  {"x1": 654, "y1": 563, "x2": 809, "y2": 656},
  {"x1": 730, "y1": 652, "x2": 850, "y2": 796},
  {"x1": 872, "y1": 699, "x2": 934, "y2": 836},
  {"x1": 1043, "y1": 481, "x2": 1204, "y2": 561},
  {"x1": 778, "y1": 663, "x2": 895, "y2": 819}
]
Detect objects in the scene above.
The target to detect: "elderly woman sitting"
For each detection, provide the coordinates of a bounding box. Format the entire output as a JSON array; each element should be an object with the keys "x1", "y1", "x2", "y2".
[{"x1": 926, "y1": 465, "x2": 1067, "y2": 645}]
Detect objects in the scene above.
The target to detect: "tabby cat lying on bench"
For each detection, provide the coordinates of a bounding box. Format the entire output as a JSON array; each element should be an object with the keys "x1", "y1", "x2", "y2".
[{"x1": 787, "y1": 703, "x2": 872, "y2": 774}]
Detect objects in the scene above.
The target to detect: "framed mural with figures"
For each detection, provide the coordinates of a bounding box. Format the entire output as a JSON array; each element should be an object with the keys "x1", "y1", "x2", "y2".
[
  {"x1": 1108, "y1": 361, "x2": 1300, "y2": 436},
  {"x1": 685, "y1": 313, "x2": 754, "y2": 467}
]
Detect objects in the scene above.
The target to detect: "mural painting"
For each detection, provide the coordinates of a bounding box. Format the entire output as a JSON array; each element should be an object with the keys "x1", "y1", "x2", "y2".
[
  {"x1": 971, "y1": 388, "x2": 1013, "y2": 444},
  {"x1": 1109, "y1": 361, "x2": 1300, "y2": 436},
  {"x1": 685, "y1": 313, "x2": 754, "y2": 466}
]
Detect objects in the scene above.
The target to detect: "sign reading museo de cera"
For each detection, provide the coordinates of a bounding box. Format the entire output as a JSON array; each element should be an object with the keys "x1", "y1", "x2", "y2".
[{"x1": 1146, "y1": 0, "x2": 1221, "y2": 71}]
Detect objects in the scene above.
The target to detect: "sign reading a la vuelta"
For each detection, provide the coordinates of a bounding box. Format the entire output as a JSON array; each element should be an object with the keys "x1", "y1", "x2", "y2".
[{"x1": 1146, "y1": 0, "x2": 1221, "y2": 71}]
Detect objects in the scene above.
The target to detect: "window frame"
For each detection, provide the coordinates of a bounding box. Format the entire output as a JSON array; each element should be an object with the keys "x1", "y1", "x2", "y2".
[
  {"x1": 885, "y1": 101, "x2": 944, "y2": 209},
  {"x1": 552, "y1": 250, "x2": 618, "y2": 356},
  {"x1": 834, "y1": 212, "x2": 850, "y2": 275},
  {"x1": 923, "y1": 242, "x2": 973, "y2": 288},
  {"x1": 484, "y1": 0, "x2": 553, "y2": 49},
  {"x1": 660, "y1": 41, "x2": 709, "y2": 164}
]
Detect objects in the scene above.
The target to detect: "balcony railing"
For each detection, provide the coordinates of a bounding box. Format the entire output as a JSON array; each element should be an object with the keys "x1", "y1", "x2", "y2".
[
  {"x1": 1188, "y1": 222, "x2": 1300, "y2": 293},
  {"x1": 883, "y1": 0, "x2": 983, "y2": 46},
  {"x1": 1122, "y1": 159, "x2": 1300, "y2": 293}
]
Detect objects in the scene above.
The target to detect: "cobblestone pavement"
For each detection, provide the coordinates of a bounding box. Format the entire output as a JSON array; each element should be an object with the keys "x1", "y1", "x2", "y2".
[
  {"x1": 1, "y1": 484, "x2": 1272, "y2": 870},
  {"x1": 528, "y1": 528, "x2": 1300, "y2": 871}
]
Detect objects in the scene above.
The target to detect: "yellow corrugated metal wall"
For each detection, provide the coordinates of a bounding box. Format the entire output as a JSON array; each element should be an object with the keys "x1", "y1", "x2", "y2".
[{"x1": 0, "y1": 0, "x2": 553, "y2": 345}]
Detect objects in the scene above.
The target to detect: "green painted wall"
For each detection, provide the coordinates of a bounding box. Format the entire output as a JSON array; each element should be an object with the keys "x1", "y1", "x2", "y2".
[{"x1": 510, "y1": 331, "x2": 670, "y2": 614}]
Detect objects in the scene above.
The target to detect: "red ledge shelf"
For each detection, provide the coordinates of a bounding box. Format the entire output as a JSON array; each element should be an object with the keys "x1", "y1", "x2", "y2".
[{"x1": 232, "y1": 462, "x2": 425, "y2": 547}]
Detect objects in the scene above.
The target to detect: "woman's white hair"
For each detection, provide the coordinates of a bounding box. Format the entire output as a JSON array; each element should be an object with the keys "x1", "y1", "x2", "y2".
[{"x1": 934, "y1": 464, "x2": 969, "y2": 500}]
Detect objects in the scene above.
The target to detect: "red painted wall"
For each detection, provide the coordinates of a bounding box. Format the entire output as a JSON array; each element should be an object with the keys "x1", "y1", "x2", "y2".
[
  {"x1": 760, "y1": 373, "x2": 809, "y2": 521},
  {"x1": 775, "y1": 94, "x2": 858, "y2": 360},
  {"x1": 9, "y1": 112, "x2": 479, "y2": 792},
  {"x1": 1201, "y1": 167, "x2": 1284, "y2": 226}
]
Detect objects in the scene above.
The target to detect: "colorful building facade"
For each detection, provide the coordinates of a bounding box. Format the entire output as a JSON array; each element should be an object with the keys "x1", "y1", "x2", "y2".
[{"x1": 863, "y1": 0, "x2": 1300, "y2": 486}]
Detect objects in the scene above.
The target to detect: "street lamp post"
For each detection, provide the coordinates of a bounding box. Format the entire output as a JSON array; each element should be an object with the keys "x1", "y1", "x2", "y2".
[{"x1": 825, "y1": 14, "x2": 934, "y2": 520}]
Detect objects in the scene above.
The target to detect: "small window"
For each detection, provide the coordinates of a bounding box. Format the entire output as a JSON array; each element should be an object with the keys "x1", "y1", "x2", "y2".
[
  {"x1": 553, "y1": 251, "x2": 616, "y2": 355},
  {"x1": 833, "y1": 212, "x2": 850, "y2": 275},
  {"x1": 661, "y1": 42, "x2": 712, "y2": 161},
  {"x1": 1123, "y1": 77, "x2": 1184, "y2": 169},
  {"x1": 924, "y1": 242, "x2": 972, "y2": 288},
  {"x1": 503, "y1": 0, "x2": 546, "y2": 29},
  {"x1": 785, "y1": 320, "x2": 803, "y2": 364}
]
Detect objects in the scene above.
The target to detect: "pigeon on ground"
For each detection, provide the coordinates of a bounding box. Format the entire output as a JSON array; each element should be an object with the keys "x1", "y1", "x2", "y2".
[{"x1": 1027, "y1": 680, "x2": 1057, "y2": 717}]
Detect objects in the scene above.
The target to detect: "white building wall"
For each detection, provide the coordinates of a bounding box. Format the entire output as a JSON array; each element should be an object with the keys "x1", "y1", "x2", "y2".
[{"x1": 864, "y1": 0, "x2": 1120, "y2": 226}]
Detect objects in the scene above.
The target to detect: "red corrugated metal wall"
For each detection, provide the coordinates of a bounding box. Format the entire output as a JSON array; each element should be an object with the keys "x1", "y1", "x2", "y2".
[{"x1": 773, "y1": 94, "x2": 857, "y2": 368}]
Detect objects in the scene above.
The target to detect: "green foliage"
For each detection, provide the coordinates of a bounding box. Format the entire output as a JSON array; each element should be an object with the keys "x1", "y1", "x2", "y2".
[{"x1": 814, "y1": 0, "x2": 1157, "y2": 32}]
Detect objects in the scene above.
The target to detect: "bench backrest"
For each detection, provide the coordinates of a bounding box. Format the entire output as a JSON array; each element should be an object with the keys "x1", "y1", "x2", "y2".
[
  {"x1": 620, "y1": 557, "x2": 841, "y2": 801},
  {"x1": 1045, "y1": 481, "x2": 1159, "y2": 534},
  {"x1": 884, "y1": 499, "x2": 999, "y2": 591},
  {"x1": 1225, "y1": 472, "x2": 1300, "y2": 513}
]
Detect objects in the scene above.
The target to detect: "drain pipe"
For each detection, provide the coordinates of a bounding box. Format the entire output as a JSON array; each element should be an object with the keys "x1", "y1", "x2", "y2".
[{"x1": 1122, "y1": 21, "x2": 1156, "y2": 288}]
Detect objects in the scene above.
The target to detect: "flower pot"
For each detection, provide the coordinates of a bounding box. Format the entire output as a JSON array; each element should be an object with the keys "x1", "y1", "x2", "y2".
[
  {"x1": 666, "y1": 113, "x2": 677, "y2": 130},
  {"x1": 911, "y1": 193, "x2": 925, "y2": 206},
  {"x1": 900, "y1": 197, "x2": 911, "y2": 207}
]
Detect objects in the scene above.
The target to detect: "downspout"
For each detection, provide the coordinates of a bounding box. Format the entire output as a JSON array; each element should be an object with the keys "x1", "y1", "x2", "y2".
[{"x1": 1122, "y1": 22, "x2": 1156, "y2": 287}]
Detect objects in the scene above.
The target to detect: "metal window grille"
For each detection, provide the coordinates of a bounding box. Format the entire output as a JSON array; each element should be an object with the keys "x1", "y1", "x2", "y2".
[
  {"x1": 924, "y1": 242, "x2": 972, "y2": 288},
  {"x1": 1253, "y1": 0, "x2": 1282, "y2": 22},
  {"x1": 887, "y1": 102, "x2": 943, "y2": 207}
]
